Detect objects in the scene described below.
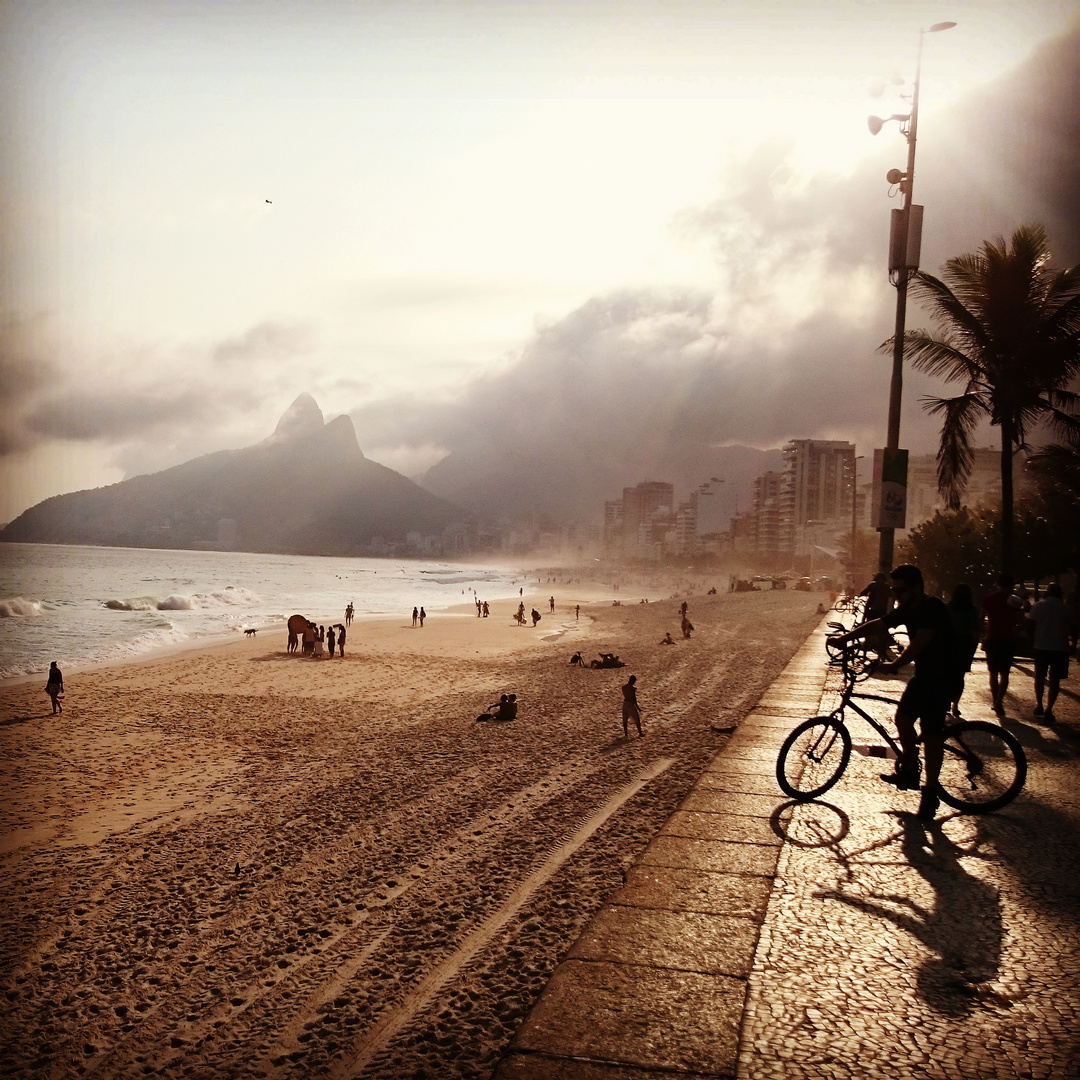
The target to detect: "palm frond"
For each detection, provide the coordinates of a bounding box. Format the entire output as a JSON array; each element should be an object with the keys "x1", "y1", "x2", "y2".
[{"x1": 921, "y1": 393, "x2": 985, "y2": 509}]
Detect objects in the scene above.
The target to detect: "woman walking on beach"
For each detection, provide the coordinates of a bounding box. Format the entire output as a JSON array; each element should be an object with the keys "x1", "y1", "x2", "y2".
[
  {"x1": 412, "y1": 607, "x2": 419, "y2": 627},
  {"x1": 419, "y1": 607, "x2": 426, "y2": 627},
  {"x1": 45, "y1": 661, "x2": 64, "y2": 715},
  {"x1": 621, "y1": 675, "x2": 642, "y2": 738}
]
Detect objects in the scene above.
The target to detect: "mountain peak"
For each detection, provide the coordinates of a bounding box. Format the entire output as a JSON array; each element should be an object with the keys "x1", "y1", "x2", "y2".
[{"x1": 268, "y1": 394, "x2": 325, "y2": 443}]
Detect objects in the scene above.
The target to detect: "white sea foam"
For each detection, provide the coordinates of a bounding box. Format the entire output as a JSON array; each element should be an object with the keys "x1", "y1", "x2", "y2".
[
  {"x1": 0, "y1": 596, "x2": 41, "y2": 617},
  {"x1": 103, "y1": 597, "x2": 158, "y2": 611},
  {"x1": 157, "y1": 587, "x2": 262, "y2": 611}
]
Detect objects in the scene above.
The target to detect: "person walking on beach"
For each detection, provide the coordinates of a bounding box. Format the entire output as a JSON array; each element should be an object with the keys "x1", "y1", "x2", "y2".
[
  {"x1": 1027, "y1": 582, "x2": 1073, "y2": 723},
  {"x1": 336, "y1": 623, "x2": 346, "y2": 658},
  {"x1": 531, "y1": 608, "x2": 541, "y2": 626},
  {"x1": 419, "y1": 606, "x2": 426, "y2": 627},
  {"x1": 681, "y1": 615, "x2": 694, "y2": 639},
  {"x1": 345, "y1": 603, "x2": 354, "y2": 627},
  {"x1": 327, "y1": 625, "x2": 336, "y2": 658},
  {"x1": 621, "y1": 675, "x2": 643, "y2": 738},
  {"x1": 482, "y1": 601, "x2": 489, "y2": 618},
  {"x1": 45, "y1": 661, "x2": 64, "y2": 714},
  {"x1": 412, "y1": 607, "x2": 419, "y2": 627},
  {"x1": 575, "y1": 604, "x2": 579, "y2": 620},
  {"x1": 549, "y1": 596, "x2": 555, "y2": 613}
]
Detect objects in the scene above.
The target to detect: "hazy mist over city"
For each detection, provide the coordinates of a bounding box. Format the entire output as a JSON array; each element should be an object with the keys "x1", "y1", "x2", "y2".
[{"x1": 2, "y1": 0, "x2": 1077, "y2": 527}]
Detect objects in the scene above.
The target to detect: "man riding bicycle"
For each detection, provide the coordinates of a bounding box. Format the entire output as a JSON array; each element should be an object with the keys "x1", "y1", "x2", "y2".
[{"x1": 832, "y1": 564, "x2": 958, "y2": 821}]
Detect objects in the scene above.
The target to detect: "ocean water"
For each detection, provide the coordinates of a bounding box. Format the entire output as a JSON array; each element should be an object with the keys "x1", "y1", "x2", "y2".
[{"x1": 0, "y1": 543, "x2": 525, "y2": 680}]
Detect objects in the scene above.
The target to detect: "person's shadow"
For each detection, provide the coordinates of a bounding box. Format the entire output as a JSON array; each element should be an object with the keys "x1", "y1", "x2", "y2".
[{"x1": 817, "y1": 814, "x2": 1003, "y2": 1017}]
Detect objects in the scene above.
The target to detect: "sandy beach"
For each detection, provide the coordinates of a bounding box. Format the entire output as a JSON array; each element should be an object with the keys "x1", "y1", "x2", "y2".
[{"x1": 0, "y1": 587, "x2": 822, "y2": 1079}]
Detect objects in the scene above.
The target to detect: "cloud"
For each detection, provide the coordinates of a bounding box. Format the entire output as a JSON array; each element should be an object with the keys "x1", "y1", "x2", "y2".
[{"x1": 211, "y1": 321, "x2": 314, "y2": 366}]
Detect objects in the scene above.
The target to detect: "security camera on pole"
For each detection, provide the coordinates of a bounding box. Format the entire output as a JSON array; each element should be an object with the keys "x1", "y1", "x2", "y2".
[{"x1": 868, "y1": 21, "x2": 956, "y2": 573}]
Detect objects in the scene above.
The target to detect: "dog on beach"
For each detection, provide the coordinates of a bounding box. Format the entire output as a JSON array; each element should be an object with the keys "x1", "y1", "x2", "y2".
[{"x1": 244, "y1": 628, "x2": 257, "y2": 637}]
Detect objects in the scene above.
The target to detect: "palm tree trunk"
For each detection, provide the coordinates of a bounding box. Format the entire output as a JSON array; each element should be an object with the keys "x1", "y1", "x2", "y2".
[{"x1": 1000, "y1": 421, "x2": 1014, "y2": 576}]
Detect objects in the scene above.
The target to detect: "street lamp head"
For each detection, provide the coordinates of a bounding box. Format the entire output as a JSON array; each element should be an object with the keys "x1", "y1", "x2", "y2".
[{"x1": 868, "y1": 113, "x2": 910, "y2": 136}]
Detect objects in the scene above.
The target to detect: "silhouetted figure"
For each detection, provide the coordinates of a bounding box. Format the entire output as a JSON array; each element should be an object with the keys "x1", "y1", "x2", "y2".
[
  {"x1": 531, "y1": 608, "x2": 541, "y2": 626},
  {"x1": 345, "y1": 603, "x2": 354, "y2": 626},
  {"x1": 833, "y1": 564, "x2": 958, "y2": 821},
  {"x1": 477, "y1": 694, "x2": 508, "y2": 721},
  {"x1": 549, "y1": 596, "x2": 555, "y2": 613},
  {"x1": 482, "y1": 601, "x2": 489, "y2": 617},
  {"x1": 46, "y1": 661, "x2": 64, "y2": 714},
  {"x1": 327, "y1": 625, "x2": 336, "y2": 658},
  {"x1": 303, "y1": 622, "x2": 316, "y2": 655},
  {"x1": 476, "y1": 599, "x2": 482, "y2": 617},
  {"x1": 681, "y1": 615, "x2": 694, "y2": 639},
  {"x1": 622, "y1": 675, "x2": 642, "y2": 738},
  {"x1": 575, "y1": 604, "x2": 580, "y2": 620},
  {"x1": 661, "y1": 632, "x2": 675, "y2": 645},
  {"x1": 680, "y1": 601, "x2": 688, "y2": 617},
  {"x1": 1028, "y1": 582, "x2": 1073, "y2": 723},
  {"x1": 982, "y1": 573, "x2": 1023, "y2": 716},
  {"x1": 412, "y1": 607, "x2": 419, "y2": 627},
  {"x1": 570, "y1": 651, "x2": 585, "y2": 666},
  {"x1": 861, "y1": 572, "x2": 893, "y2": 620},
  {"x1": 419, "y1": 607, "x2": 426, "y2": 627},
  {"x1": 314, "y1": 626, "x2": 325, "y2": 658},
  {"x1": 947, "y1": 584, "x2": 979, "y2": 717},
  {"x1": 336, "y1": 624, "x2": 346, "y2": 658}
]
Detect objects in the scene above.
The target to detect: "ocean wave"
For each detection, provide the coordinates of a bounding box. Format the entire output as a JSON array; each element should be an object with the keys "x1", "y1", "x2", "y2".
[
  {"x1": 104, "y1": 597, "x2": 158, "y2": 612},
  {"x1": 157, "y1": 587, "x2": 261, "y2": 611},
  {"x1": 0, "y1": 596, "x2": 41, "y2": 617}
]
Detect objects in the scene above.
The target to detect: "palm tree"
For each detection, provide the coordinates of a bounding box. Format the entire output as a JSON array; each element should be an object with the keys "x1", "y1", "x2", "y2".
[{"x1": 892, "y1": 224, "x2": 1080, "y2": 573}]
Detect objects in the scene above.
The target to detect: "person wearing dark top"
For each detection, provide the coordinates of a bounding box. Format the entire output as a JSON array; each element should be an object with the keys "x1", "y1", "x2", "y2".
[{"x1": 833, "y1": 564, "x2": 957, "y2": 821}]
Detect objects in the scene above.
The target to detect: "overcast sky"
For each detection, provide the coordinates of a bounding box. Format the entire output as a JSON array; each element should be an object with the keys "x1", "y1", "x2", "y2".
[{"x1": 1, "y1": 0, "x2": 1077, "y2": 522}]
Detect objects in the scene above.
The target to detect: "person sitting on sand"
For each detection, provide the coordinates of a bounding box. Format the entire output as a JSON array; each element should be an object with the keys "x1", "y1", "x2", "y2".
[
  {"x1": 477, "y1": 694, "x2": 509, "y2": 721},
  {"x1": 45, "y1": 661, "x2": 64, "y2": 715},
  {"x1": 660, "y1": 632, "x2": 675, "y2": 645},
  {"x1": 622, "y1": 675, "x2": 642, "y2": 738}
]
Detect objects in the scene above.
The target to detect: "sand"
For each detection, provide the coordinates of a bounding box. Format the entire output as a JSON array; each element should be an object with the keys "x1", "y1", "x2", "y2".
[{"x1": 0, "y1": 586, "x2": 822, "y2": 1080}]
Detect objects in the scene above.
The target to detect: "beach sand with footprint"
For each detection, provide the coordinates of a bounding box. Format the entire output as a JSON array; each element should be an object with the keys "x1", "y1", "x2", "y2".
[{"x1": 0, "y1": 588, "x2": 821, "y2": 1079}]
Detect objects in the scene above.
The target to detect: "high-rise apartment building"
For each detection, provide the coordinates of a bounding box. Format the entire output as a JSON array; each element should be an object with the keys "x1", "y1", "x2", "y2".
[{"x1": 780, "y1": 439, "x2": 856, "y2": 555}]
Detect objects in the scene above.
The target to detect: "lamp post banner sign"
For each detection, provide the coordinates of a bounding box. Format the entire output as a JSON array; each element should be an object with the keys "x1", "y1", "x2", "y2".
[{"x1": 871, "y1": 448, "x2": 908, "y2": 529}]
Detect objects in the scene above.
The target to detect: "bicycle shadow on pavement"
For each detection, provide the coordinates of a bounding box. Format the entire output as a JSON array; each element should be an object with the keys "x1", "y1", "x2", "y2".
[
  {"x1": 815, "y1": 812, "x2": 1004, "y2": 1017},
  {"x1": 770, "y1": 799, "x2": 850, "y2": 848}
]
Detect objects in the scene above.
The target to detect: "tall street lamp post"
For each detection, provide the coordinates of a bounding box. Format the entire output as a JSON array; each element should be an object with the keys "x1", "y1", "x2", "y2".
[{"x1": 870, "y1": 21, "x2": 956, "y2": 573}]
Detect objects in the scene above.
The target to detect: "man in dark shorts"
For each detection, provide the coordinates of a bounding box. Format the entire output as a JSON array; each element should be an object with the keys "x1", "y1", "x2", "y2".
[
  {"x1": 1027, "y1": 583, "x2": 1073, "y2": 723},
  {"x1": 834, "y1": 564, "x2": 958, "y2": 821},
  {"x1": 981, "y1": 573, "x2": 1023, "y2": 716}
]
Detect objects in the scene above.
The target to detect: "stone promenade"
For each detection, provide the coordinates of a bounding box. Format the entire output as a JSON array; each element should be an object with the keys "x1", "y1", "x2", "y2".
[{"x1": 493, "y1": 621, "x2": 1080, "y2": 1080}]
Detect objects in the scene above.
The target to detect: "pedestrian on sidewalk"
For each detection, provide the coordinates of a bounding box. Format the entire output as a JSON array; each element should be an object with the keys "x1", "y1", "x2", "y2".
[
  {"x1": 981, "y1": 573, "x2": 1024, "y2": 716},
  {"x1": 1027, "y1": 583, "x2": 1073, "y2": 723}
]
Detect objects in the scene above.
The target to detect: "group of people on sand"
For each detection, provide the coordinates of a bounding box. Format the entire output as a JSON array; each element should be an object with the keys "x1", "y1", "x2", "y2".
[
  {"x1": 474, "y1": 599, "x2": 491, "y2": 617},
  {"x1": 290, "y1": 620, "x2": 346, "y2": 658},
  {"x1": 476, "y1": 694, "x2": 518, "y2": 722}
]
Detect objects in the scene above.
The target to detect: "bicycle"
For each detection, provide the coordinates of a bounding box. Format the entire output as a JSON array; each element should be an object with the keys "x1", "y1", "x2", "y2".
[{"x1": 776, "y1": 642, "x2": 1027, "y2": 812}]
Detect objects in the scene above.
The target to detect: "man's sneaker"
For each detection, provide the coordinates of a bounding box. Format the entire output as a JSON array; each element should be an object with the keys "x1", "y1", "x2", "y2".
[
  {"x1": 881, "y1": 768, "x2": 920, "y2": 791},
  {"x1": 1033, "y1": 704, "x2": 1044, "y2": 717},
  {"x1": 916, "y1": 790, "x2": 940, "y2": 821}
]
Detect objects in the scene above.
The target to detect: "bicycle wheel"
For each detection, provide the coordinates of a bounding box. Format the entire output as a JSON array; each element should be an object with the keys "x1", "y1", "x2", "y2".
[
  {"x1": 936, "y1": 720, "x2": 1027, "y2": 812},
  {"x1": 777, "y1": 716, "x2": 851, "y2": 800}
]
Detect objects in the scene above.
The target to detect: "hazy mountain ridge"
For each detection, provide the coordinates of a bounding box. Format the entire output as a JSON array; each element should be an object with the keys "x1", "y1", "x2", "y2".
[{"x1": 1, "y1": 395, "x2": 462, "y2": 555}]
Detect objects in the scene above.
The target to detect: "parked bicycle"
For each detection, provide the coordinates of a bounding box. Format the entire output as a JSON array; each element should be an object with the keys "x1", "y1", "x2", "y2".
[{"x1": 776, "y1": 642, "x2": 1026, "y2": 812}]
